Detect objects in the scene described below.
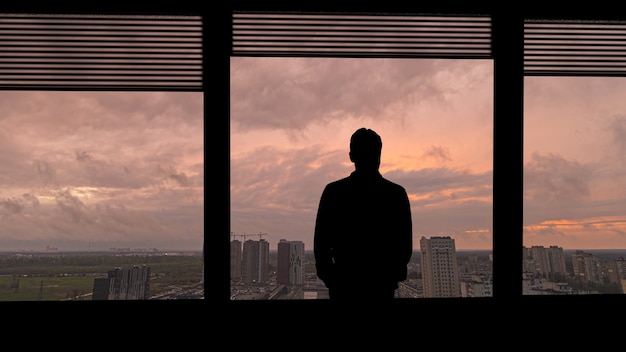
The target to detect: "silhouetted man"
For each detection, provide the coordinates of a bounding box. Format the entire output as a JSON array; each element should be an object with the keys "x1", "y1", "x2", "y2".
[{"x1": 314, "y1": 128, "x2": 413, "y2": 300}]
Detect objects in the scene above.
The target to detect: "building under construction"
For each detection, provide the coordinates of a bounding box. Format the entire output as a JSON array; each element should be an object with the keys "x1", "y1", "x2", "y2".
[{"x1": 92, "y1": 265, "x2": 151, "y2": 300}]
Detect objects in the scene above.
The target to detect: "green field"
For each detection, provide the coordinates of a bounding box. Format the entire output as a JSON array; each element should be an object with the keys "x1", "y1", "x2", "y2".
[
  {"x1": 0, "y1": 252, "x2": 203, "y2": 301},
  {"x1": 0, "y1": 275, "x2": 94, "y2": 301}
]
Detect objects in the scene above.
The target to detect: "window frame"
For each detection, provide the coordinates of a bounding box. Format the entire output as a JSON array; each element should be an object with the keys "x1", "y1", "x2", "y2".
[
  {"x1": 225, "y1": 7, "x2": 517, "y2": 304},
  {"x1": 5, "y1": 3, "x2": 624, "y2": 317},
  {"x1": 0, "y1": 5, "x2": 208, "y2": 310},
  {"x1": 223, "y1": 4, "x2": 626, "y2": 311}
]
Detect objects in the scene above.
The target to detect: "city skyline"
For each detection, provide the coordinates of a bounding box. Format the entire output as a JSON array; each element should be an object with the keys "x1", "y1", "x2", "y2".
[{"x1": 230, "y1": 234, "x2": 626, "y2": 253}]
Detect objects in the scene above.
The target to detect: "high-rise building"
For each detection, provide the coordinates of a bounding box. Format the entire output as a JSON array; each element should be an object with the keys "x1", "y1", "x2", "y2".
[
  {"x1": 242, "y1": 239, "x2": 270, "y2": 284},
  {"x1": 230, "y1": 239, "x2": 242, "y2": 281},
  {"x1": 523, "y1": 245, "x2": 567, "y2": 278},
  {"x1": 276, "y1": 239, "x2": 290, "y2": 285},
  {"x1": 277, "y1": 239, "x2": 305, "y2": 286},
  {"x1": 613, "y1": 257, "x2": 626, "y2": 289},
  {"x1": 572, "y1": 250, "x2": 602, "y2": 284},
  {"x1": 420, "y1": 236, "x2": 461, "y2": 298},
  {"x1": 289, "y1": 240, "x2": 305, "y2": 286},
  {"x1": 92, "y1": 265, "x2": 151, "y2": 300}
]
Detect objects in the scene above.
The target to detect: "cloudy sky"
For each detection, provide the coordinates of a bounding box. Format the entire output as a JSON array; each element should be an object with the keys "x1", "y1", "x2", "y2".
[
  {"x1": 524, "y1": 76, "x2": 626, "y2": 250},
  {"x1": 231, "y1": 57, "x2": 494, "y2": 251},
  {"x1": 231, "y1": 56, "x2": 626, "y2": 252},
  {"x1": 0, "y1": 91, "x2": 204, "y2": 251}
]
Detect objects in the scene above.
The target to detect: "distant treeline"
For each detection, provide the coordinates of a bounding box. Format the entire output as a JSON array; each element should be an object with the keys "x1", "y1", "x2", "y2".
[{"x1": 0, "y1": 253, "x2": 202, "y2": 276}]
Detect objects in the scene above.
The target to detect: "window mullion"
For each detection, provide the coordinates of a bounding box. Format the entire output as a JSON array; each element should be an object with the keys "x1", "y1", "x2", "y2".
[{"x1": 492, "y1": 12, "x2": 524, "y2": 300}]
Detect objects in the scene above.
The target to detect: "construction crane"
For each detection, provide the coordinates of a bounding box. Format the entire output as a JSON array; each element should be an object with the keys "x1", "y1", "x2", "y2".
[
  {"x1": 230, "y1": 232, "x2": 244, "y2": 241},
  {"x1": 230, "y1": 232, "x2": 255, "y2": 241},
  {"x1": 230, "y1": 232, "x2": 268, "y2": 241}
]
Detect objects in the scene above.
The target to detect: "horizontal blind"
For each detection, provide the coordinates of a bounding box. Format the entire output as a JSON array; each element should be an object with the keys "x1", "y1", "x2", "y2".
[
  {"x1": 525, "y1": 19, "x2": 626, "y2": 76},
  {"x1": 0, "y1": 13, "x2": 203, "y2": 91},
  {"x1": 232, "y1": 12, "x2": 491, "y2": 59}
]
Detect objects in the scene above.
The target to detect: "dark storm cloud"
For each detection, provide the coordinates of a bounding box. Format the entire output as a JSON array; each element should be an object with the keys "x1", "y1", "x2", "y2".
[
  {"x1": 0, "y1": 193, "x2": 41, "y2": 216},
  {"x1": 607, "y1": 115, "x2": 626, "y2": 159},
  {"x1": 55, "y1": 188, "x2": 89, "y2": 223},
  {"x1": 0, "y1": 91, "x2": 203, "y2": 251},
  {"x1": 0, "y1": 91, "x2": 202, "y2": 133},
  {"x1": 72, "y1": 150, "x2": 125, "y2": 187},
  {"x1": 75, "y1": 149, "x2": 94, "y2": 162},
  {"x1": 422, "y1": 145, "x2": 452, "y2": 163},
  {"x1": 0, "y1": 130, "x2": 34, "y2": 188},
  {"x1": 157, "y1": 165, "x2": 190, "y2": 187},
  {"x1": 0, "y1": 187, "x2": 203, "y2": 249},
  {"x1": 230, "y1": 141, "x2": 493, "y2": 247},
  {"x1": 387, "y1": 167, "x2": 492, "y2": 200},
  {"x1": 22, "y1": 193, "x2": 40, "y2": 207},
  {"x1": 93, "y1": 91, "x2": 203, "y2": 127},
  {"x1": 413, "y1": 199, "x2": 492, "y2": 235},
  {"x1": 230, "y1": 57, "x2": 448, "y2": 132},
  {"x1": 0, "y1": 197, "x2": 23, "y2": 214},
  {"x1": 230, "y1": 144, "x2": 347, "y2": 211},
  {"x1": 524, "y1": 152, "x2": 592, "y2": 203},
  {"x1": 34, "y1": 159, "x2": 57, "y2": 186},
  {"x1": 41, "y1": 148, "x2": 147, "y2": 190},
  {"x1": 230, "y1": 143, "x2": 349, "y2": 243},
  {"x1": 522, "y1": 224, "x2": 571, "y2": 244}
]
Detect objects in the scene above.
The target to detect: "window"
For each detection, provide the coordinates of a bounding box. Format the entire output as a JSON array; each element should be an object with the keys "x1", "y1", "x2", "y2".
[
  {"x1": 0, "y1": 12, "x2": 204, "y2": 302},
  {"x1": 230, "y1": 56, "x2": 493, "y2": 299},
  {"x1": 229, "y1": 12, "x2": 494, "y2": 300},
  {"x1": 523, "y1": 19, "x2": 626, "y2": 295},
  {"x1": 225, "y1": 5, "x2": 626, "y2": 307},
  {"x1": 6, "y1": 0, "x2": 622, "y2": 335}
]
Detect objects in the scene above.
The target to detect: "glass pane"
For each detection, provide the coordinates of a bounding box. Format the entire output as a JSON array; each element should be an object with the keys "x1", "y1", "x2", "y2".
[
  {"x1": 524, "y1": 77, "x2": 626, "y2": 295},
  {"x1": 0, "y1": 91, "x2": 204, "y2": 301},
  {"x1": 230, "y1": 57, "x2": 493, "y2": 300}
]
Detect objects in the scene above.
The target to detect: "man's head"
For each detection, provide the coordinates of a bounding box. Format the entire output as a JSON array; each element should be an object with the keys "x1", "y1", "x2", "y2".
[{"x1": 349, "y1": 128, "x2": 382, "y2": 171}]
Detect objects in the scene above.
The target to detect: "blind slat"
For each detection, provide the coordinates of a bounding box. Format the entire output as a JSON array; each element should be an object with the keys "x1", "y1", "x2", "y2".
[
  {"x1": 232, "y1": 12, "x2": 492, "y2": 59},
  {"x1": 525, "y1": 20, "x2": 626, "y2": 76},
  {"x1": 0, "y1": 13, "x2": 203, "y2": 91}
]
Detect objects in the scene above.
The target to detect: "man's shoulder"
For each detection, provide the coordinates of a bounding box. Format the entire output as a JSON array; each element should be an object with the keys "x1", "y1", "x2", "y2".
[
  {"x1": 380, "y1": 177, "x2": 407, "y2": 192},
  {"x1": 324, "y1": 176, "x2": 351, "y2": 189},
  {"x1": 325, "y1": 174, "x2": 407, "y2": 193}
]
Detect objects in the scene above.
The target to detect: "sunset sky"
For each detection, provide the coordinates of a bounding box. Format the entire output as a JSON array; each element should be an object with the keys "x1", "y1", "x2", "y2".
[
  {"x1": 231, "y1": 57, "x2": 494, "y2": 251},
  {"x1": 231, "y1": 56, "x2": 626, "y2": 251},
  {"x1": 524, "y1": 76, "x2": 626, "y2": 250},
  {"x1": 0, "y1": 91, "x2": 204, "y2": 251}
]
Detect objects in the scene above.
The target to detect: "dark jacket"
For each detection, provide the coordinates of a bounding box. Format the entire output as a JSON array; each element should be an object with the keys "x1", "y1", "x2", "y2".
[{"x1": 314, "y1": 170, "x2": 413, "y2": 294}]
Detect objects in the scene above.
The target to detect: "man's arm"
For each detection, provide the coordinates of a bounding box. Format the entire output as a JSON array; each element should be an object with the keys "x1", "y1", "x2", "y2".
[
  {"x1": 313, "y1": 185, "x2": 335, "y2": 288},
  {"x1": 395, "y1": 187, "x2": 413, "y2": 282}
]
